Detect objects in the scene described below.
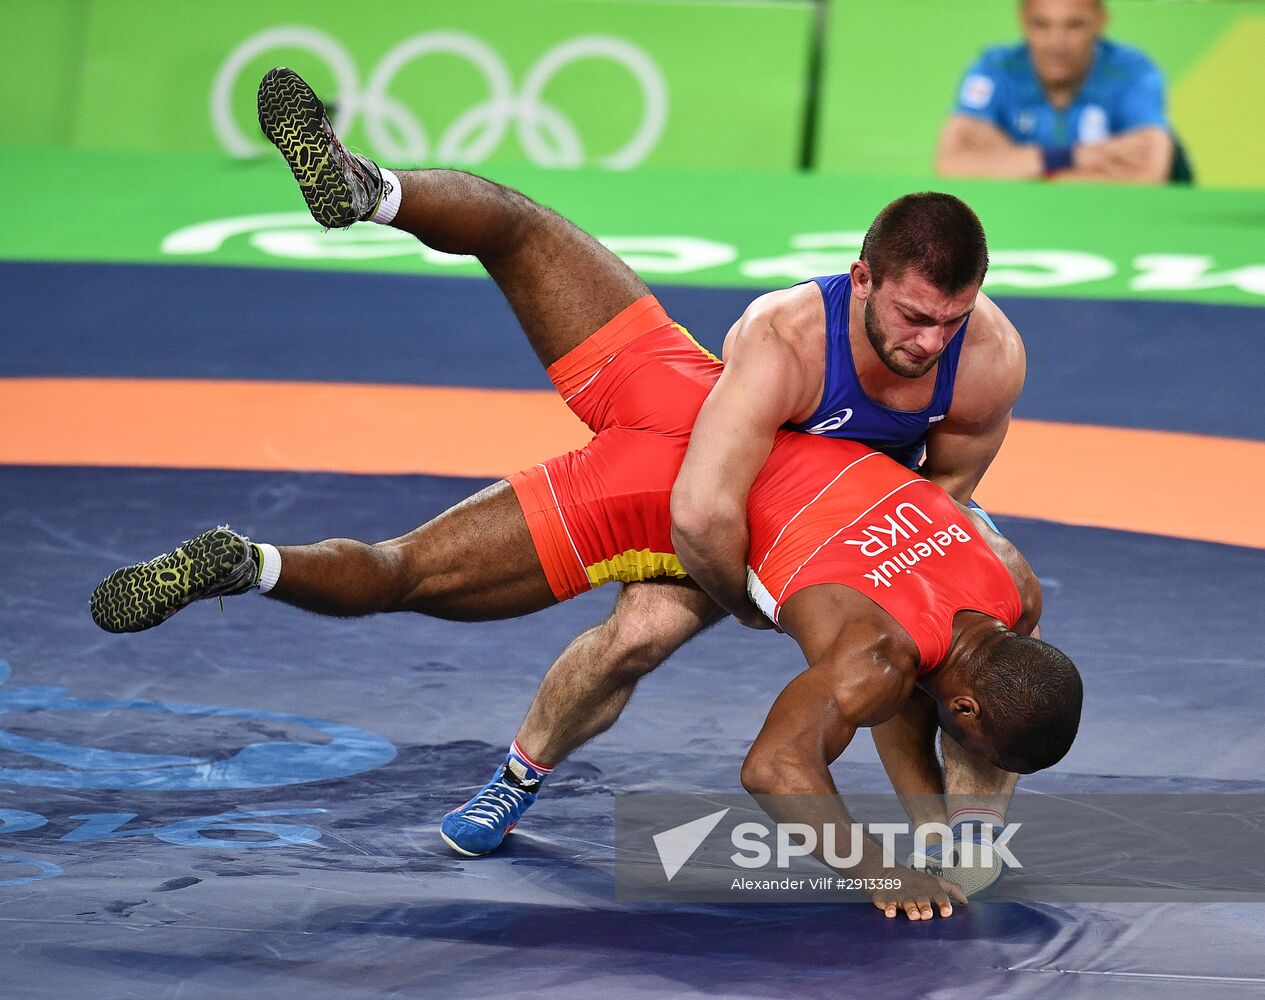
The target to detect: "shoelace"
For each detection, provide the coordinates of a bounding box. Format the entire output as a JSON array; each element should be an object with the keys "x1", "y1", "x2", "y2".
[
  {"x1": 324, "y1": 126, "x2": 380, "y2": 215},
  {"x1": 459, "y1": 779, "x2": 531, "y2": 830}
]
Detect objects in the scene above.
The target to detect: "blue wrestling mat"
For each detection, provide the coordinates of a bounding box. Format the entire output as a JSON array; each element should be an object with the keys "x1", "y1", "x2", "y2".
[{"x1": 3, "y1": 259, "x2": 1265, "y2": 997}]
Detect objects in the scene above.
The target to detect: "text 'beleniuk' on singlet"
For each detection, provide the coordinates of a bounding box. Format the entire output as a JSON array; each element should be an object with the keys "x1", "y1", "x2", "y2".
[
  {"x1": 787, "y1": 273, "x2": 969, "y2": 469},
  {"x1": 745, "y1": 434, "x2": 1022, "y2": 672}
]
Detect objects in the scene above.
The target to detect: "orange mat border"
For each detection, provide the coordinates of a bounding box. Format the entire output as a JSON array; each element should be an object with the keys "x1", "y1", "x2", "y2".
[{"x1": 3, "y1": 377, "x2": 1261, "y2": 550}]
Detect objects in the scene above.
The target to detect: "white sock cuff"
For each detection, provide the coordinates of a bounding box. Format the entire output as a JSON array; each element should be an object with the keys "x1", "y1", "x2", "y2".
[
  {"x1": 256, "y1": 543, "x2": 283, "y2": 594},
  {"x1": 371, "y1": 167, "x2": 403, "y2": 225},
  {"x1": 949, "y1": 807, "x2": 1006, "y2": 830},
  {"x1": 510, "y1": 740, "x2": 554, "y2": 773}
]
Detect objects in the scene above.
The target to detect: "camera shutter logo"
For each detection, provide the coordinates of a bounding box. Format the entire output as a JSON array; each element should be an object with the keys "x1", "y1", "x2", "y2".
[{"x1": 652, "y1": 808, "x2": 730, "y2": 882}]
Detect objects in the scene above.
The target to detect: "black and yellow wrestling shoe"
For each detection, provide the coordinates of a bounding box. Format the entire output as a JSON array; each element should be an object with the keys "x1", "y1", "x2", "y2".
[
  {"x1": 256, "y1": 66, "x2": 387, "y2": 229},
  {"x1": 90, "y1": 526, "x2": 261, "y2": 634}
]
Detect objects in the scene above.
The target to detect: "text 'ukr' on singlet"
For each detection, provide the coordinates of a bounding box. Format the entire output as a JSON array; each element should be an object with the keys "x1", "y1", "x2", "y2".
[{"x1": 745, "y1": 432, "x2": 1022, "y2": 670}]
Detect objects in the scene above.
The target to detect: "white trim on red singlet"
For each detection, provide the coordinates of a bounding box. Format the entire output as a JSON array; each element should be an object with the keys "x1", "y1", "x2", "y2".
[
  {"x1": 562, "y1": 354, "x2": 618, "y2": 405},
  {"x1": 754, "y1": 450, "x2": 882, "y2": 575},
  {"x1": 539, "y1": 462, "x2": 588, "y2": 577},
  {"x1": 772, "y1": 477, "x2": 931, "y2": 612}
]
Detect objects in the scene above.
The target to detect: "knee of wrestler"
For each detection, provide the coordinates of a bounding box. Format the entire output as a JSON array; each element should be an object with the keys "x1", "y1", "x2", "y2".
[{"x1": 599, "y1": 606, "x2": 680, "y2": 680}]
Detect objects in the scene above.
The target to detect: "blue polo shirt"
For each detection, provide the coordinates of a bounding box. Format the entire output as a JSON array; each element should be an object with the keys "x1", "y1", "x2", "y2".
[{"x1": 953, "y1": 38, "x2": 1169, "y2": 152}]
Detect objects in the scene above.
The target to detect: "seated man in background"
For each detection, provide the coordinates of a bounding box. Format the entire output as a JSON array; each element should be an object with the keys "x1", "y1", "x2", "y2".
[{"x1": 936, "y1": 0, "x2": 1178, "y2": 184}]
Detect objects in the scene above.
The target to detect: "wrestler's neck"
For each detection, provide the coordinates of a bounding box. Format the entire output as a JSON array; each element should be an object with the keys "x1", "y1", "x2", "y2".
[{"x1": 924, "y1": 612, "x2": 1012, "y2": 691}]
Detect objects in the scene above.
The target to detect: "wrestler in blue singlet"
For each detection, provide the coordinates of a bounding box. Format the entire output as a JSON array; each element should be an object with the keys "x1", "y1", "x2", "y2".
[{"x1": 788, "y1": 272, "x2": 967, "y2": 471}]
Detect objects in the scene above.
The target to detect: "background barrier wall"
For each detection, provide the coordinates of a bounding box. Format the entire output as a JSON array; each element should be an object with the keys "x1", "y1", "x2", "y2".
[
  {"x1": 5, "y1": 146, "x2": 1264, "y2": 306},
  {"x1": 5, "y1": 1, "x2": 1262, "y2": 186},
  {"x1": 3, "y1": 0, "x2": 84, "y2": 148},
  {"x1": 816, "y1": 0, "x2": 1265, "y2": 188},
  {"x1": 2, "y1": 0, "x2": 815, "y2": 171}
]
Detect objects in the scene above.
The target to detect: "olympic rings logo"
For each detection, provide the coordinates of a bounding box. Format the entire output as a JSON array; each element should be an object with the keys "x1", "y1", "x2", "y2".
[{"x1": 212, "y1": 27, "x2": 669, "y2": 169}]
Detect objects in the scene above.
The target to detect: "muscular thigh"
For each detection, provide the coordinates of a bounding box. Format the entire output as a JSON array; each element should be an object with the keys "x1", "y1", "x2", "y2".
[
  {"x1": 383, "y1": 480, "x2": 557, "y2": 621},
  {"x1": 609, "y1": 578, "x2": 726, "y2": 656},
  {"x1": 485, "y1": 200, "x2": 650, "y2": 369}
]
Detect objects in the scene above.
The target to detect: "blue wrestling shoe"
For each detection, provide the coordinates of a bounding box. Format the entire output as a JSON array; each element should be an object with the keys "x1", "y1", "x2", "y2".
[
  {"x1": 944, "y1": 821, "x2": 1010, "y2": 897},
  {"x1": 440, "y1": 747, "x2": 550, "y2": 857},
  {"x1": 910, "y1": 821, "x2": 1010, "y2": 897},
  {"x1": 907, "y1": 840, "x2": 953, "y2": 878}
]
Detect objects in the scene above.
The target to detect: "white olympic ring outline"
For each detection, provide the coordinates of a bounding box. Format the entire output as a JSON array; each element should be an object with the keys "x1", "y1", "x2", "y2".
[{"x1": 212, "y1": 26, "x2": 669, "y2": 169}]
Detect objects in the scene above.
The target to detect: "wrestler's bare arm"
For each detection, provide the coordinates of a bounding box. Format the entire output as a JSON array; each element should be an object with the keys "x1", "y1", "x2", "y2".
[
  {"x1": 740, "y1": 618, "x2": 967, "y2": 919},
  {"x1": 960, "y1": 503, "x2": 1044, "y2": 637},
  {"x1": 670, "y1": 290, "x2": 820, "y2": 627},
  {"x1": 920, "y1": 293, "x2": 1026, "y2": 503},
  {"x1": 869, "y1": 687, "x2": 949, "y2": 817}
]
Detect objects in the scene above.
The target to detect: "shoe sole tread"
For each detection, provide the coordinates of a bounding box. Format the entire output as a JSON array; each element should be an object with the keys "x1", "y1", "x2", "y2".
[
  {"x1": 90, "y1": 529, "x2": 249, "y2": 634},
  {"x1": 257, "y1": 67, "x2": 358, "y2": 229}
]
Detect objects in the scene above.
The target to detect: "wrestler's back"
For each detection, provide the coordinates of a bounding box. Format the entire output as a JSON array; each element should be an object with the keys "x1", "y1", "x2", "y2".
[{"x1": 746, "y1": 431, "x2": 1024, "y2": 669}]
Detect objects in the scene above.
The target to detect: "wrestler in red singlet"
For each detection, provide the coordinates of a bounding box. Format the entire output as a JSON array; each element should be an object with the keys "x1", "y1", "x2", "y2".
[{"x1": 509, "y1": 296, "x2": 1021, "y2": 672}]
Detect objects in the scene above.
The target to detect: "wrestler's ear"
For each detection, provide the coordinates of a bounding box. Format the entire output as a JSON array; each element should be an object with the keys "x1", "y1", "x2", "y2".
[
  {"x1": 948, "y1": 695, "x2": 981, "y2": 719},
  {"x1": 849, "y1": 259, "x2": 874, "y2": 300}
]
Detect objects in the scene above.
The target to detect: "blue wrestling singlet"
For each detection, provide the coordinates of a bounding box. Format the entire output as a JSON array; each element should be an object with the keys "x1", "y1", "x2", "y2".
[{"x1": 787, "y1": 272, "x2": 968, "y2": 470}]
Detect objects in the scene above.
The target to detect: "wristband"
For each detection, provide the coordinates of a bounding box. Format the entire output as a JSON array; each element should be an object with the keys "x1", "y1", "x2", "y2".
[{"x1": 1041, "y1": 145, "x2": 1074, "y2": 175}]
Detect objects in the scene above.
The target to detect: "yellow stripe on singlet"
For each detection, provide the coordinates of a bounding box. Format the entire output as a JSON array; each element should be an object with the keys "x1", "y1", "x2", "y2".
[
  {"x1": 586, "y1": 548, "x2": 689, "y2": 587},
  {"x1": 673, "y1": 323, "x2": 722, "y2": 364}
]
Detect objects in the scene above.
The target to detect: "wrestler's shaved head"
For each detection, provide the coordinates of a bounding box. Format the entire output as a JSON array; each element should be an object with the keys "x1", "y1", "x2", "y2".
[
  {"x1": 860, "y1": 193, "x2": 989, "y2": 294},
  {"x1": 960, "y1": 633, "x2": 1083, "y2": 773}
]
